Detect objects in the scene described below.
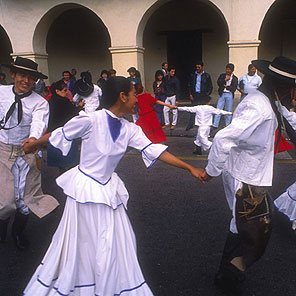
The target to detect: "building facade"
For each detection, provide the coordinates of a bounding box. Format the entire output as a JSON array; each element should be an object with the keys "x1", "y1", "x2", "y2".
[{"x1": 0, "y1": 0, "x2": 295, "y2": 97}]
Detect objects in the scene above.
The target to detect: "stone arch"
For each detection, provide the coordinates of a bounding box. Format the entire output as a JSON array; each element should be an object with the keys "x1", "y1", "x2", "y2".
[
  {"x1": 136, "y1": 0, "x2": 230, "y2": 48},
  {"x1": 0, "y1": 25, "x2": 13, "y2": 83},
  {"x1": 33, "y1": 3, "x2": 112, "y2": 82},
  {"x1": 138, "y1": 0, "x2": 230, "y2": 97},
  {"x1": 259, "y1": 0, "x2": 296, "y2": 61}
]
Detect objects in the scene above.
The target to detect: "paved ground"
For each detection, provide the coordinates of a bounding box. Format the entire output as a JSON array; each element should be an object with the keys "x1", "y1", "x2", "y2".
[{"x1": 1, "y1": 111, "x2": 296, "y2": 296}]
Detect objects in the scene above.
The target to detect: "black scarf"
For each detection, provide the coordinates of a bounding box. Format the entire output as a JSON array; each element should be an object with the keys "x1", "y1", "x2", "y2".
[{"x1": 0, "y1": 87, "x2": 32, "y2": 130}]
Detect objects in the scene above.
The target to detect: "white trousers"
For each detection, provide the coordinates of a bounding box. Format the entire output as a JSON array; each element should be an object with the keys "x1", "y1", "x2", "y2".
[
  {"x1": 222, "y1": 170, "x2": 242, "y2": 234},
  {"x1": 194, "y1": 126, "x2": 212, "y2": 151},
  {"x1": 11, "y1": 156, "x2": 30, "y2": 215},
  {"x1": 163, "y1": 95, "x2": 178, "y2": 126}
]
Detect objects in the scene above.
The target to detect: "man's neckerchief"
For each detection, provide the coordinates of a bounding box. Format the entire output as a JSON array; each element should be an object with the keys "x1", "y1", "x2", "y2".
[{"x1": 0, "y1": 87, "x2": 32, "y2": 130}]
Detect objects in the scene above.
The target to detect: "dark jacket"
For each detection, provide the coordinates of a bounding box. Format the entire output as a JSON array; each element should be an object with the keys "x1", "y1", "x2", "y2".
[
  {"x1": 33, "y1": 79, "x2": 46, "y2": 97},
  {"x1": 164, "y1": 75, "x2": 180, "y2": 100},
  {"x1": 153, "y1": 80, "x2": 166, "y2": 97},
  {"x1": 188, "y1": 72, "x2": 213, "y2": 96},
  {"x1": 217, "y1": 73, "x2": 238, "y2": 96},
  {"x1": 48, "y1": 93, "x2": 82, "y2": 132}
]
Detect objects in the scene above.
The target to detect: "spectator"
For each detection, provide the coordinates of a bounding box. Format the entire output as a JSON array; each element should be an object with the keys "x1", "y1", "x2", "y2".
[
  {"x1": 153, "y1": 70, "x2": 166, "y2": 125},
  {"x1": 109, "y1": 69, "x2": 117, "y2": 78},
  {"x1": 47, "y1": 80, "x2": 84, "y2": 173},
  {"x1": 71, "y1": 68, "x2": 77, "y2": 80},
  {"x1": 162, "y1": 62, "x2": 168, "y2": 77},
  {"x1": 238, "y1": 64, "x2": 262, "y2": 101},
  {"x1": 32, "y1": 78, "x2": 46, "y2": 98},
  {"x1": 186, "y1": 61, "x2": 213, "y2": 130},
  {"x1": 97, "y1": 69, "x2": 109, "y2": 89},
  {"x1": 61, "y1": 70, "x2": 75, "y2": 101},
  {"x1": 163, "y1": 66, "x2": 180, "y2": 129},
  {"x1": 0, "y1": 73, "x2": 7, "y2": 85},
  {"x1": 213, "y1": 63, "x2": 238, "y2": 128},
  {"x1": 127, "y1": 67, "x2": 142, "y2": 87}
]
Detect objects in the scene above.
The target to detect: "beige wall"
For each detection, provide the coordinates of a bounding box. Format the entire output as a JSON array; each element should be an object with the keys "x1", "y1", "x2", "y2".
[{"x1": 0, "y1": 0, "x2": 287, "y2": 90}]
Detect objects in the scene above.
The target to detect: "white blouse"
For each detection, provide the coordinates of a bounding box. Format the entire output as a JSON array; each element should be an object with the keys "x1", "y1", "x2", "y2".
[
  {"x1": 49, "y1": 109, "x2": 167, "y2": 208},
  {"x1": 178, "y1": 105, "x2": 232, "y2": 126}
]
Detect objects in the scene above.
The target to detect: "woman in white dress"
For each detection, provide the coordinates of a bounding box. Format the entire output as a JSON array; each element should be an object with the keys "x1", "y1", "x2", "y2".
[{"x1": 22, "y1": 76, "x2": 204, "y2": 296}]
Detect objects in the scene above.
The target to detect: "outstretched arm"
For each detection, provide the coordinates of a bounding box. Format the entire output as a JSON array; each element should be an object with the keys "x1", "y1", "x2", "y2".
[
  {"x1": 159, "y1": 151, "x2": 205, "y2": 183},
  {"x1": 156, "y1": 100, "x2": 177, "y2": 109}
]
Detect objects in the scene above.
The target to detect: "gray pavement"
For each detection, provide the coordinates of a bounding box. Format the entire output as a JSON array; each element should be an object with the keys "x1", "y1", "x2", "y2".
[{"x1": 1, "y1": 111, "x2": 296, "y2": 296}]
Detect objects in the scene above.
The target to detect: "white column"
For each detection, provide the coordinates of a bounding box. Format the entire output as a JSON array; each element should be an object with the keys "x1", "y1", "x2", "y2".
[
  {"x1": 227, "y1": 40, "x2": 261, "y2": 79},
  {"x1": 11, "y1": 52, "x2": 49, "y2": 83},
  {"x1": 109, "y1": 46, "x2": 145, "y2": 85}
]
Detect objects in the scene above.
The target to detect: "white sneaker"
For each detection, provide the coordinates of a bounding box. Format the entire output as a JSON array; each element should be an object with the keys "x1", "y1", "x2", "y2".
[{"x1": 292, "y1": 220, "x2": 296, "y2": 231}]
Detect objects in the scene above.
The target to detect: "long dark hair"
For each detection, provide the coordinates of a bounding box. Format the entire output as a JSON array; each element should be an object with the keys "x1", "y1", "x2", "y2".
[
  {"x1": 155, "y1": 70, "x2": 164, "y2": 82},
  {"x1": 99, "y1": 76, "x2": 132, "y2": 109},
  {"x1": 50, "y1": 80, "x2": 67, "y2": 94}
]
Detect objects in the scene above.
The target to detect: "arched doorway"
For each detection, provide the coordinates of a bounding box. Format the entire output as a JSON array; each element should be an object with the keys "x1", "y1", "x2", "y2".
[
  {"x1": 0, "y1": 25, "x2": 13, "y2": 83},
  {"x1": 259, "y1": 0, "x2": 296, "y2": 61},
  {"x1": 142, "y1": 0, "x2": 229, "y2": 99},
  {"x1": 34, "y1": 4, "x2": 112, "y2": 83}
]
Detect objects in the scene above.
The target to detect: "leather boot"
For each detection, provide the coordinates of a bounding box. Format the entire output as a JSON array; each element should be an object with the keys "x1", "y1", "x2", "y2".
[
  {"x1": 214, "y1": 232, "x2": 245, "y2": 296},
  {"x1": 12, "y1": 211, "x2": 29, "y2": 250},
  {"x1": 0, "y1": 218, "x2": 10, "y2": 243}
]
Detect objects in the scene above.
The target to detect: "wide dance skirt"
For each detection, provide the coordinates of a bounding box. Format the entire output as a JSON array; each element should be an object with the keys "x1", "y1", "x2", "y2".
[
  {"x1": 136, "y1": 111, "x2": 166, "y2": 144},
  {"x1": 23, "y1": 197, "x2": 153, "y2": 296},
  {"x1": 274, "y1": 181, "x2": 296, "y2": 221}
]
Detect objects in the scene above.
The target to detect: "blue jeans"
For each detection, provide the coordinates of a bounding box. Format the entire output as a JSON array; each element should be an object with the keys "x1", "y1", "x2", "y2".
[{"x1": 213, "y1": 92, "x2": 233, "y2": 127}]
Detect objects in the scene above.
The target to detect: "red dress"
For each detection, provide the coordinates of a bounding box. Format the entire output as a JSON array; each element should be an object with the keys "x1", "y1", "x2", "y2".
[
  {"x1": 136, "y1": 93, "x2": 166, "y2": 143},
  {"x1": 274, "y1": 129, "x2": 293, "y2": 153}
]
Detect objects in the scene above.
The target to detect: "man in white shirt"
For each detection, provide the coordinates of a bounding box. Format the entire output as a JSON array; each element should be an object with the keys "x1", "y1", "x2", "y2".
[
  {"x1": 201, "y1": 56, "x2": 296, "y2": 295},
  {"x1": 0, "y1": 57, "x2": 58, "y2": 250},
  {"x1": 73, "y1": 71, "x2": 102, "y2": 113},
  {"x1": 238, "y1": 64, "x2": 262, "y2": 101}
]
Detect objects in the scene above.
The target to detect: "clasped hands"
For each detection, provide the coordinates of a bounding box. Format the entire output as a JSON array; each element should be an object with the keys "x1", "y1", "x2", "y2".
[
  {"x1": 21, "y1": 137, "x2": 38, "y2": 154},
  {"x1": 190, "y1": 167, "x2": 212, "y2": 184}
]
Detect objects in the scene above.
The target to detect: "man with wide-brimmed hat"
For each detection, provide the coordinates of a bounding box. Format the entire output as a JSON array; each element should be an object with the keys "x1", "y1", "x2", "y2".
[
  {"x1": 0, "y1": 57, "x2": 59, "y2": 250},
  {"x1": 201, "y1": 56, "x2": 296, "y2": 295},
  {"x1": 73, "y1": 71, "x2": 102, "y2": 113}
]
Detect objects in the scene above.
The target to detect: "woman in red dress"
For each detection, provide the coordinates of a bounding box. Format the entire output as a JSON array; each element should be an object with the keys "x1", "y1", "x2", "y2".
[{"x1": 136, "y1": 85, "x2": 176, "y2": 143}]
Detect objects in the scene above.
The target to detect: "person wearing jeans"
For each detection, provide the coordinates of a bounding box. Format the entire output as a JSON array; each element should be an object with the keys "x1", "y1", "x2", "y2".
[
  {"x1": 213, "y1": 63, "x2": 238, "y2": 128},
  {"x1": 163, "y1": 66, "x2": 180, "y2": 129}
]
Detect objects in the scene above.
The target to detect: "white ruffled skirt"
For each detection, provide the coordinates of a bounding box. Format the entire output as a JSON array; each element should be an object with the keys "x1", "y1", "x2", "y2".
[
  {"x1": 274, "y1": 181, "x2": 296, "y2": 221},
  {"x1": 23, "y1": 197, "x2": 153, "y2": 296}
]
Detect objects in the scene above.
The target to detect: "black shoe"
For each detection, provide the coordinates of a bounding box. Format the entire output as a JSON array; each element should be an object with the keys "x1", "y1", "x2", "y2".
[
  {"x1": 12, "y1": 212, "x2": 29, "y2": 250},
  {"x1": 0, "y1": 218, "x2": 9, "y2": 243},
  {"x1": 185, "y1": 126, "x2": 193, "y2": 131},
  {"x1": 193, "y1": 145, "x2": 202, "y2": 155},
  {"x1": 214, "y1": 271, "x2": 243, "y2": 296}
]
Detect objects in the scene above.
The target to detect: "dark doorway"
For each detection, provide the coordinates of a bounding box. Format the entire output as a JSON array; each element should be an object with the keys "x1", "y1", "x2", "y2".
[{"x1": 167, "y1": 30, "x2": 202, "y2": 100}]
